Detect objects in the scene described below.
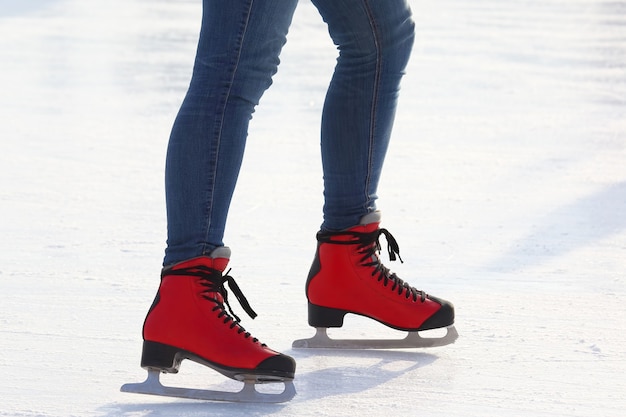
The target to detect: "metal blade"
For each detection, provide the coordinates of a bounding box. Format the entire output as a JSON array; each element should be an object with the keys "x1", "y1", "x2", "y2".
[
  {"x1": 292, "y1": 326, "x2": 458, "y2": 349},
  {"x1": 121, "y1": 370, "x2": 296, "y2": 403}
]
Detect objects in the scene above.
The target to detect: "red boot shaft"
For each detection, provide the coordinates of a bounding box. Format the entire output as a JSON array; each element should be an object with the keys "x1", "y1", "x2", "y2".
[
  {"x1": 306, "y1": 221, "x2": 454, "y2": 331},
  {"x1": 142, "y1": 255, "x2": 295, "y2": 381}
]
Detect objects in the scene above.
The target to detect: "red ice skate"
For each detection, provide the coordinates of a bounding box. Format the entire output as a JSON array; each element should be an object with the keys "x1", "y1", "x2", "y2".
[
  {"x1": 293, "y1": 212, "x2": 457, "y2": 349},
  {"x1": 121, "y1": 248, "x2": 296, "y2": 403}
]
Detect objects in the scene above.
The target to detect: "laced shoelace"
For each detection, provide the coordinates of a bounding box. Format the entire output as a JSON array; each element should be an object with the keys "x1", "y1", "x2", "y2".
[
  {"x1": 318, "y1": 228, "x2": 427, "y2": 302},
  {"x1": 163, "y1": 265, "x2": 264, "y2": 344}
]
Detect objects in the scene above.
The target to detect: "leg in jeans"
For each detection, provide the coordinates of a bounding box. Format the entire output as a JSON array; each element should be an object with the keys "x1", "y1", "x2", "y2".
[
  {"x1": 304, "y1": 0, "x2": 456, "y2": 336},
  {"x1": 139, "y1": 0, "x2": 299, "y2": 392},
  {"x1": 164, "y1": 0, "x2": 298, "y2": 266},
  {"x1": 310, "y1": 0, "x2": 415, "y2": 231}
]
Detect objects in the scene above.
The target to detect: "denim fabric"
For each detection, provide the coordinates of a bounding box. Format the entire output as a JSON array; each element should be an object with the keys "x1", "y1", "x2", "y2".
[{"x1": 164, "y1": 0, "x2": 414, "y2": 265}]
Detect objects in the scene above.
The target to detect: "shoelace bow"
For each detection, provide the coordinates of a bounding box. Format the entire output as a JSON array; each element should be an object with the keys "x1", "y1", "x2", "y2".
[
  {"x1": 164, "y1": 265, "x2": 263, "y2": 343},
  {"x1": 318, "y1": 228, "x2": 427, "y2": 302}
]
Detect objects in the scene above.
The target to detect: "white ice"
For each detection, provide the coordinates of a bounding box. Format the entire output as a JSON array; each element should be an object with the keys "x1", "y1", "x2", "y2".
[{"x1": 1, "y1": 0, "x2": 625, "y2": 416}]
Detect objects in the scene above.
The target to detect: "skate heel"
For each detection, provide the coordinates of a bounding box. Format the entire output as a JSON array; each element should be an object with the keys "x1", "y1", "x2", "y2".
[
  {"x1": 307, "y1": 302, "x2": 348, "y2": 328},
  {"x1": 140, "y1": 340, "x2": 184, "y2": 373}
]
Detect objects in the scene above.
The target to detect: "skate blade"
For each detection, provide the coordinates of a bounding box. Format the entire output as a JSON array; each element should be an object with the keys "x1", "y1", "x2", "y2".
[
  {"x1": 292, "y1": 325, "x2": 458, "y2": 349},
  {"x1": 120, "y1": 370, "x2": 296, "y2": 403}
]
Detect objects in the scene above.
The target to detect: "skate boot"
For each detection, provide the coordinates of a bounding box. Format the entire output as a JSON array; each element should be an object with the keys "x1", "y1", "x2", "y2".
[
  {"x1": 121, "y1": 247, "x2": 296, "y2": 403},
  {"x1": 293, "y1": 212, "x2": 457, "y2": 349}
]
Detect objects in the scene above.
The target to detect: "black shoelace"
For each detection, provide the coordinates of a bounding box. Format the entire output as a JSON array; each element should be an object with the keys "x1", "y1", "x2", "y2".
[
  {"x1": 164, "y1": 265, "x2": 262, "y2": 343},
  {"x1": 317, "y1": 228, "x2": 427, "y2": 302}
]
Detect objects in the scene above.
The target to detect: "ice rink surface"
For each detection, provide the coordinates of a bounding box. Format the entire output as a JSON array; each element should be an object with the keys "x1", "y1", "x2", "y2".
[{"x1": 1, "y1": 0, "x2": 625, "y2": 416}]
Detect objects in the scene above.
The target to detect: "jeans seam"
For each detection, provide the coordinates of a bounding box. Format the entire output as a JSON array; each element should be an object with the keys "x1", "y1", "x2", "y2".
[
  {"x1": 202, "y1": 0, "x2": 255, "y2": 255},
  {"x1": 362, "y1": 0, "x2": 382, "y2": 215}
]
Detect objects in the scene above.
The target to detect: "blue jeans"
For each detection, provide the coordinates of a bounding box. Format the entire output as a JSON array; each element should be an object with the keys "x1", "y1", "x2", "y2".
[{"x1": 164, "y1": 0, "x2": 415, "y2": 266}]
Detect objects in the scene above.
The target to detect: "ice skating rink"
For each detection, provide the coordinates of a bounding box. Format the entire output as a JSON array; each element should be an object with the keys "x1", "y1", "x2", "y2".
[{"x1": 1, "y1": 0, "x2": 624, "y2": 416}]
